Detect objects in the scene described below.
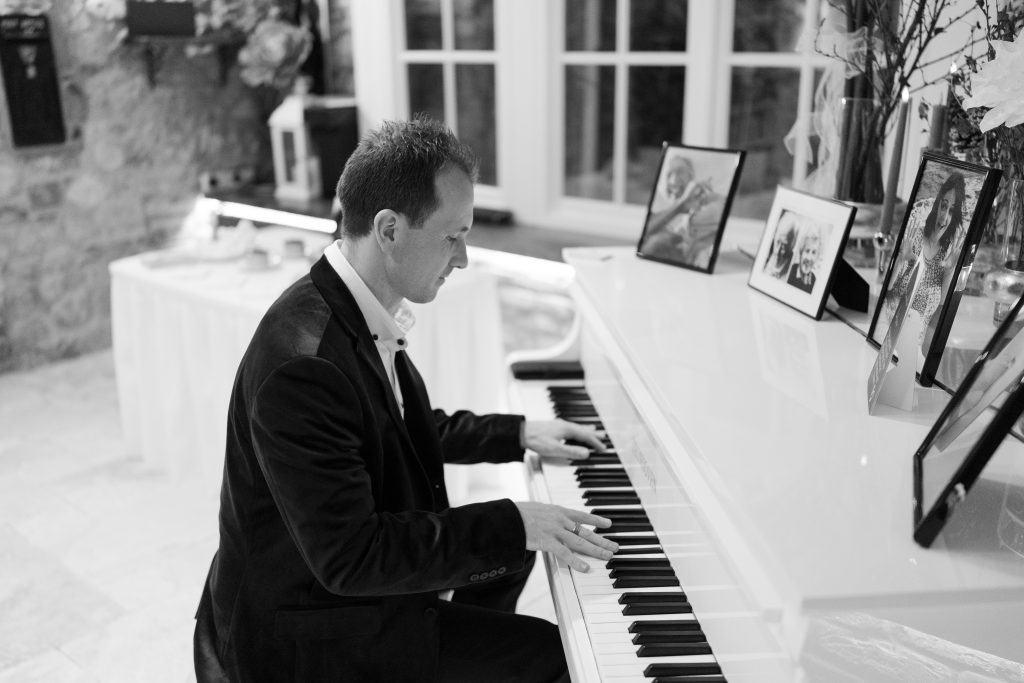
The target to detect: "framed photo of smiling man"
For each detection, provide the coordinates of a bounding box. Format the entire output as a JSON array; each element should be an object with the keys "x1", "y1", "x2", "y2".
[{"x1": 868, "y1": 153, "x2": 1001, "y2": 387}]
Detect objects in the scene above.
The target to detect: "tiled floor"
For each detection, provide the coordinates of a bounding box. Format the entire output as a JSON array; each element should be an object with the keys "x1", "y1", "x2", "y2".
[{"x1": 0, "y1": 278, "x2": 571, "y2": 681}]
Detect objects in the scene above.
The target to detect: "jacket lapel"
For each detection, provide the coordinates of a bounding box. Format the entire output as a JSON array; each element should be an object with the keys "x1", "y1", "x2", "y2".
[{"x1": 309, "y1": 257, "x2": 422, "y2": 466}]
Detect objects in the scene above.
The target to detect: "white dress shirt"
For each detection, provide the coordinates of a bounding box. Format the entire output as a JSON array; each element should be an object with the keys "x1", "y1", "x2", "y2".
[{"x1": 324, "y1": 241, "x2": 415, "y2": 416}]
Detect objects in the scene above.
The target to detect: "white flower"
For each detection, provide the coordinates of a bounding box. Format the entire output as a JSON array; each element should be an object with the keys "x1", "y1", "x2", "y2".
[
  {"x1": 237, "y1": 17, "x2": 311, "y2": 90},
  {"x1": 962, "y1": 34, "x2": 1024, "y2": 132}
]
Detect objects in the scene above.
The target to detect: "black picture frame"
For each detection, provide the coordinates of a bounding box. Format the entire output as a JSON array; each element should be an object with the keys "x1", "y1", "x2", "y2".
[
  {"x1": 913, "y1": 295, "x2": 1024, "y2": 548},
  {"x1": 635, "y1": 142, "x2": 745, "y2": 274},
  {"x1": 868, "y1": 152, "x2": 1002, "y2": 387},
  {"x1": 747, "y1": 186, "x2": 858, "y2": 321}
]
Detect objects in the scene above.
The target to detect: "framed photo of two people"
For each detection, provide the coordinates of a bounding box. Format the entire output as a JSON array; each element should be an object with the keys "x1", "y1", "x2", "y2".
[
  {"x1": 636, "y1": 143, "x2": 746, "y2": 274},
  {"x1": 868, "y1": 153, "x2": 1002, "y2": 387},
  {"x1": 747, "y1": 187, "x2": 857, "y2": 321}
]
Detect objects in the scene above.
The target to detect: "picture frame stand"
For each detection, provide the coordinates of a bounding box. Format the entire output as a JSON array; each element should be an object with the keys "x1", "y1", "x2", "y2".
[
  {"x1": 872, "y1": 311, "x2": 922, "y2": 412},
  {"x1": 828, "y1": 259, "x2": 869, "y2": 312},
  {"x1": 868, "y1": 260, "x2": 923, "y2": 414}
]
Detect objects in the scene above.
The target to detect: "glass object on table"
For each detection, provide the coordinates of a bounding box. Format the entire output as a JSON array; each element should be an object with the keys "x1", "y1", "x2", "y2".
[{"x1": 983, "y1": 178, "x2": 1024, "y2": 326}]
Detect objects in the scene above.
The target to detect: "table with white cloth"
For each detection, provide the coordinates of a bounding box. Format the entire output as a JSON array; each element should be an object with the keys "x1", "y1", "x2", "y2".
[{"x1": 109, "y1": 233, "x2": 508, "y2": 496}]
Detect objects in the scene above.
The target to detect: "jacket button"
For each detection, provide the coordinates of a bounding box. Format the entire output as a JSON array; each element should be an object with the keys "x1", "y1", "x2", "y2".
[
  {"x1": 425, "y1": 607, "x2": 437, "y2": 618},
  {"x1": 497, "y1": 566, "x2": 507, "y2": 575},
  {"x1": 488, "y1": 569, "x2": 498, "y2": 578},
  {"x1": 470, "y1": 573, "x2": 479, "y2": 581}
]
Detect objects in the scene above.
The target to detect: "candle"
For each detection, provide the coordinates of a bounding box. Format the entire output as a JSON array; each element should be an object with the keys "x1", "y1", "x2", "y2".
[
  {"x1": 880, "y1": 87, "x2": 910, "y2": 237},
  {"x1": 928, "y1": 62, "x2": 957, "y2": 151}
]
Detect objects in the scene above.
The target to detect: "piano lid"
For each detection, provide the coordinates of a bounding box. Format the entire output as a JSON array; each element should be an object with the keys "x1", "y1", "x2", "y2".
[{"x1": 564, "y1": 246, "x2": 1024, "y2": 611}]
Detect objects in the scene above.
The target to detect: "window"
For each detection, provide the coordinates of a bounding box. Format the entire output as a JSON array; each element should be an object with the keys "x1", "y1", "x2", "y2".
[
  {"x1": 355, "y1": 1, "x2": 825, "y2": 235},
  {"x1": 401, "y1": 0, "x2": 498, "y2": 186}
]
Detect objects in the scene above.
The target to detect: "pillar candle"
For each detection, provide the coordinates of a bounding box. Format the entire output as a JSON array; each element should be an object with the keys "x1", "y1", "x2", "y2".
[{"x1": 880, "y1": 89, "x2": 910, "y2": 237}]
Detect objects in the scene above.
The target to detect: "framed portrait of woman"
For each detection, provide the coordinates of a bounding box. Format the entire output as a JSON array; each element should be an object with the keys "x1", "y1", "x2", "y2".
[
  {"x1": 635, "y1": 143, "x2": 745, "y2": 274},
  {"x1": 868, "y1": 153, "x2": 1002, "y2": 387}
]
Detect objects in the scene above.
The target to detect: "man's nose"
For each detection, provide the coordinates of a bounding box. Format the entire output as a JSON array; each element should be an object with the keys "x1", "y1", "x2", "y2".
[{"x1": 451, "y1": 239, "x2": 469, "y2": 269}]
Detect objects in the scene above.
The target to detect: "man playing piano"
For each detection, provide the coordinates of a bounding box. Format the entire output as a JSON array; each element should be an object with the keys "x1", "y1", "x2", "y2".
[{"x1": 194, "y1": 115, "x2": 618, "y2": 683}]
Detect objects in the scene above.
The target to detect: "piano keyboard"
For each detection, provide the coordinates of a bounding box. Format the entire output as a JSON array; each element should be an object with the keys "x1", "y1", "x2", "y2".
[{"x1": 536, "y1": 383, "x2": 728, "y2": 683}]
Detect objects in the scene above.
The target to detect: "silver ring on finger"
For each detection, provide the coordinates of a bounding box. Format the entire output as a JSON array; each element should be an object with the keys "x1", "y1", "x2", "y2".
[{"x1": 571, "y1": 521, "x2": 582, "y2": 535}]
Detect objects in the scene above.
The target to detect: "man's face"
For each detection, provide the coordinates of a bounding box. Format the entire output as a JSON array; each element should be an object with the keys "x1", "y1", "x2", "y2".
[
  {"x1": 800, "y1": 242, "x2": 818, "y2": 273},
  {"x1": 386, "y1": 166, "x2": 473, "y2": 304}
]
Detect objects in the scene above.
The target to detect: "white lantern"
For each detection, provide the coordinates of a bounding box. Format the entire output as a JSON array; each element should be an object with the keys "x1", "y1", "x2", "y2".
[{"x1": 269, "y1": 93, "x2": 322, "y2": 203}]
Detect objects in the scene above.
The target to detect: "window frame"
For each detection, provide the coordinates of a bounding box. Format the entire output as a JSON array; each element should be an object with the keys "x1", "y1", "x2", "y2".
[{"x1": 350, "y1": 0, "x2": 831, "y2": 238}]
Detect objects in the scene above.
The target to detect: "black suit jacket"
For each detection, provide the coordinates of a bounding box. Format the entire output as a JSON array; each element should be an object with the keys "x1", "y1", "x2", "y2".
[{"x1": 195, "y1": 257, "x2": 528, "y2": 682}]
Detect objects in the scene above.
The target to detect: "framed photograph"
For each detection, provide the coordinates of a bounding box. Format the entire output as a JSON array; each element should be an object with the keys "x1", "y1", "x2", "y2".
[
  {"x1": 868, "y1": 153, "x2": 1002, "y2": 386},
  {"x1": 747, "y1": 187, "x2": 857, "y2": 320},
  {"x1": 913, "y1": 296, "x2": 1024, "y2": 548},
  {"x1": 636, "y1": 143, "x2": 745, "y2": 273}
]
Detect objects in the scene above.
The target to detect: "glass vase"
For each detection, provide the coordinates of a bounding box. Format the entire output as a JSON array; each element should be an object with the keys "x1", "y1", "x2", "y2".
[{"x1": 982, "y1": 178, "x2": 1024, "y2": 325}]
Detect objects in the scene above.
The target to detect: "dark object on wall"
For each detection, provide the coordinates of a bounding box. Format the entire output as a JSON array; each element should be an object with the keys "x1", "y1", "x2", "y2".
[
  {"x1": 0, "y1": 14, "x2": 66, "y2": 147},
  {"x1": 305, "y1": 98, "x2": 358, "y2": 199},
  {"x1": 125, "y1": 1, "x2": 196, "y2": 37}
]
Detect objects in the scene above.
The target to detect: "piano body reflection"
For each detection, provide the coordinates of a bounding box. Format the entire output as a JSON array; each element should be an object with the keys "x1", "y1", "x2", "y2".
[{"x1": 508, "y1": 246, "x2": 1024, "y2": 682}]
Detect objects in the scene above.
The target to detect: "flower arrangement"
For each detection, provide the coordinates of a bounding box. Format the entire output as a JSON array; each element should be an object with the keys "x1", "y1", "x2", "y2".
[
  {"x1": 812, "y1": 0, "x2": 975, "y2": 203},
  {"x1": 958, "y1": 2, "x2": 1024, "y2": 181},
  {"x1": 235, "y1": 11, "x2": 311, "y2": 90},
  {"x1": 84, "y1": 0, "x2": 313, "y2": 92}
]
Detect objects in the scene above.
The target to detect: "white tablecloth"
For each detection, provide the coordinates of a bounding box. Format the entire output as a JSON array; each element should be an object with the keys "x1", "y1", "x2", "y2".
[{"x1": 109, "y1": 237, "x2": 506, "y2": 492}]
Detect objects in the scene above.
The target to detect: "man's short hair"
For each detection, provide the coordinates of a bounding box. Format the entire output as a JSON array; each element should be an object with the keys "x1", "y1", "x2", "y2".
[{"x1": 336, "y1": 115, "x2": 479, "y2": 238}]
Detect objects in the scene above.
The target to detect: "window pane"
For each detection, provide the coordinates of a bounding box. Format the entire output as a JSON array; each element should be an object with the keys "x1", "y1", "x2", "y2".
[
  {"x1": 630, "y1": 0, "x2": 687, "y2": 51},
  {"x1": 627, "y1": 66, "x2": 685, "y2": 204},
  {"x1": 453, "y1": 0, "x2": 494, "y2": 50},
  {"x1": 728, "y1": 67, "x2": 800, "y2": 219},
  {"x1": 564, "y1": 65, "x2": 615, "y2": 200},
  {"x1": 733, "y1": 0, "x2": 806, "y2": 52},
  {"x1": 456, "y1": 64, "x2": 497, "y2": 185},
  {"x1": 408, "y1": 64, "x2": 445, "y2": 121},
  {"x1": 405, "y1": 0, "x2": 442, "y2": 50},
  {"x1": 565, "y1": 0, "x2": 616, "y2": 52}
]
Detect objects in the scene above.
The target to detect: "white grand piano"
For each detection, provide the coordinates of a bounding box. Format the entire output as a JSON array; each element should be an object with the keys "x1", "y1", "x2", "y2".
[{"x1": 509, "y1": 245, "x2": 1024, "y2": 682}]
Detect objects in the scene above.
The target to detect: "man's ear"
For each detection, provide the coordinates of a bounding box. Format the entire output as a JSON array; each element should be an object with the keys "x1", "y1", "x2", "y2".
[{"x1": 372, "y1": 209, "x2": 401, "y2": 254}]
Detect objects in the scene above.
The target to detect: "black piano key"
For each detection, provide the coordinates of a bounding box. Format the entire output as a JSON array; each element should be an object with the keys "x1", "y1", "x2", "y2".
[
  {"x1": 622, "y1": 602, "x2": 693, "y2": 615},
  {"x1": 577, "y1": 471, "x2": 629, "y2": 479},
  {"x1": 618, "y1": 591, "x2": 687, "y2": 604},
  {"x1": 644, "y1": 663, "x2": 723, "y2": 678},
  {"x1": 602, "y1": 522, "x2": 654, "y2": 533},
  {"x1": 580, "y1": 454, "x2": 620, "y2": 465},
  {"x1": 595, "y1": 514, "x2": 650, "y2": 524},
  {"x1": 608, "y1": 558, "x2": 670, "y2": 570},
  {"x1": 638, "y1": 643, "x2": 713, "y2": 657},
  {"x1": 612, "y1": 577, "x2": 680, "y2": 589},
  {"x1": 579, "y1": 480, "x2": 634, "y2": 489},
  {"x1": 583, "y1": 488, "x2": 636, "y2": 497},
  {"x1": 609, "y1": 567, "x2": 675, "y2": 578},
  {"x1": 650, "y1": 676, "x2": 727, "y2": 683},
  {"x1": 613, "y1": 545, "x2": 665, "y2": 555},
  {"x1": 632, "y1": 632, "x2": 707, "y2": 645},
  {"x1": 588, "y1": 506, "x2": 645, "y2": 515},
  {"x1": 604, "y1": 534, "x2": 660, "y2": 545},
  {"x1": 629, "y1": 620, "x2": 703, "y2": 633},
  {"x1": 586, "y1": 496, "x2": 641, "y2": 506}
]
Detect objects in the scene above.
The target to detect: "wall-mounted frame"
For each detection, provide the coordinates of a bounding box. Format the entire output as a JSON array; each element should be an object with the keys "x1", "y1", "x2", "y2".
[{"x1": 0, "y1": 13, "x2": 65, "y2": 148}]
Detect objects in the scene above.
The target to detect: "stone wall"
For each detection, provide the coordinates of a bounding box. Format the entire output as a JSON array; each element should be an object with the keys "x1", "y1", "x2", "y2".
[{"x1": 0, "y1": 0, "x2": 351, "y2": 374}]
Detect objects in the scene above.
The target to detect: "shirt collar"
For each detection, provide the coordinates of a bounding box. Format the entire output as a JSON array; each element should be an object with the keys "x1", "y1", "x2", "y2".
[{"x1": 324, "y1": 241, "x2": 414, "y2": 350}]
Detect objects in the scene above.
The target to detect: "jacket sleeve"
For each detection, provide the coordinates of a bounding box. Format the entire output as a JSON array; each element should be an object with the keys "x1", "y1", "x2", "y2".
[
  {"x1": 433, "y1": 409, "x2": 526, "y2": 465},
  {"x1": 249, "y1": 356, "x2": 527, "y2": 597}
]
